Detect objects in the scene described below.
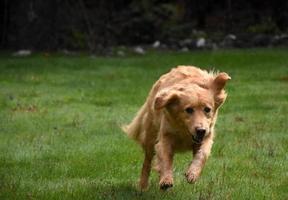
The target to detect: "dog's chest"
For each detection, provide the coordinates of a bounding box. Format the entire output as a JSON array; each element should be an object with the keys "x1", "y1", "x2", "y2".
[{"x1": 170, "y1": 133, "x2": 195, "y2": 152}]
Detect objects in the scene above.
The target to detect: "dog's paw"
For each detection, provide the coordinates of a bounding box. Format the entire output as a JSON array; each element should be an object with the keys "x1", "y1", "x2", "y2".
[
  {"x1": 185, "y1": 170, "x2": 199, "y2": 184},
  {"x1": 159, "y1": 176, "x2": 173, "y2": 190}
]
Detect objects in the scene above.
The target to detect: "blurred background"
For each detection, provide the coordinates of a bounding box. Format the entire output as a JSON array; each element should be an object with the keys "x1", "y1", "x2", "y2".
[{"x1": 1, "y1": 0, "x2": 288, "y2": 53}]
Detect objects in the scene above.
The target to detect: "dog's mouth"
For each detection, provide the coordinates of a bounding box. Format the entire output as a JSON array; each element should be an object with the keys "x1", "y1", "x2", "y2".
[{"x1": 192, "y1": 135, "x2": 204, "y2": 144}]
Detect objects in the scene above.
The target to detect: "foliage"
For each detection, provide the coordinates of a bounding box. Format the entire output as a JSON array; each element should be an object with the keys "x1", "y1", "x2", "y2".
[
  {"x1": 1, "y1": 0, "x2": 288, "y2": 50},
  {"x1": 247, "y1": 19, "x2": 279, "y2": 34}
]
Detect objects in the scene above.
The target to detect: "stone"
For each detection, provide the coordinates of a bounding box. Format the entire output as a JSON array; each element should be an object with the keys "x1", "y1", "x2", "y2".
[
  {"x1": 152, "y1": 41, "x2": 161, "y2": 48},
  {"x1": 12, "y1": 50, "x2": 32, "y2": 57},
  {"x1": 134, "y1": 46, "x2": 145, "y2": 55},
  {"x1": 196, "y1": 38, "x2": 206, "y2": 48}
]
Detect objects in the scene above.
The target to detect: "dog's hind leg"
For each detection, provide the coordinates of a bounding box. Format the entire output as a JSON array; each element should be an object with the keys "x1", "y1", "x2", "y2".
[{"x1": 138, "y1": 145, "x2": 154, "y2": 191}]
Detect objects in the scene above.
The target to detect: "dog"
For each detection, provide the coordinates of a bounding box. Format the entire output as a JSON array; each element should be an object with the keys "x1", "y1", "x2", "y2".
[{"x1": 122, "y1": 66, "x2": 230, "y2": 190}]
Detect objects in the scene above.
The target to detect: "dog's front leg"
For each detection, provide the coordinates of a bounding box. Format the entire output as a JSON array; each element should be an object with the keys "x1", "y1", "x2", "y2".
[
  {"x1": 155, "y1": 139, "x2": 174, "y2": 190},
  {"x1": 185, "y1": 138, "x2": 213, "y2": 183}
]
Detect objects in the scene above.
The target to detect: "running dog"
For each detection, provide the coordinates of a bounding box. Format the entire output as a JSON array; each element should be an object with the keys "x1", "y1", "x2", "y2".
[{"x1": 122, "y1": 66, "x2": 230, "y2": 190}]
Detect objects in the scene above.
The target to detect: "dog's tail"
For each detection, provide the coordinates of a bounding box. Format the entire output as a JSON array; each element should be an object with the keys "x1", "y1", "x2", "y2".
[{"x1": 121, "y1": 103, "x2": 147, "y2": 142}]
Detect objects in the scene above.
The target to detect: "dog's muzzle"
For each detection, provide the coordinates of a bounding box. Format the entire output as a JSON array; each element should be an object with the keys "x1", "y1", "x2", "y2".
[{"x1": 192, "y1": 127, "x2": 206, "y2": 143}]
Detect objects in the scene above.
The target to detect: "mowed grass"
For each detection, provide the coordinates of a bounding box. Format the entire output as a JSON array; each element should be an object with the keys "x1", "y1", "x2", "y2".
[{"x1": 0, "y1": 49, "x2": 287, "y2": 199}]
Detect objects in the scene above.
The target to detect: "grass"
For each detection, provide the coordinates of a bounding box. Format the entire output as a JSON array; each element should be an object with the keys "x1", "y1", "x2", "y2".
[{"x1": 0, "y1": 49, "x2": 287, "y2": 199}]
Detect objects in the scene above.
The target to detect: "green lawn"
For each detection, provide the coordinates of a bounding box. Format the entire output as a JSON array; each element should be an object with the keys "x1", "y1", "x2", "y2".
[{"x1": 0, "y1": 49, "x2": 287, "y2": 199}]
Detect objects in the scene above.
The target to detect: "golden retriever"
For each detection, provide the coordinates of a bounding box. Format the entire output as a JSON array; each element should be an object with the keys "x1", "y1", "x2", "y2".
[{"x1": 122, "y1": 66, "x2": 230, "y2": 190}]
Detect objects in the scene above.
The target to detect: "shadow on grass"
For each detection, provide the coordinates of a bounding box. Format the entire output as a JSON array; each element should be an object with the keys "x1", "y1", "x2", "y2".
[{"x1": 95, "y1": 182, "x2": 172, "y2": 200}]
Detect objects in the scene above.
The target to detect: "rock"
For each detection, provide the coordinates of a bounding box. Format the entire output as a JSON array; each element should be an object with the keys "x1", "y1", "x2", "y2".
[
  {"x1": 61, "y1": 49, "x2": 77, "y2": 56},
  {"x1": 192, "y1": 30, "x2": 206, "y2": 37},
  {"x1": 196, "y1": 38, "x2": 206, "y2": 48},
  {"x1": 226, "y1": 34, "x2": 237, "y2": 40},
  {"x1": 152, "y1": 41, "x2": 161, "y2": 48},
  {"x1": 180, "y1": 47, "x2": 189, "y2": 52},
  {"x1": 134, "y1": 46, "x2": 145, "y2": 55},
  {"x1": 220, "y1": 34, "x2": 237, "y2": 48},
  {"x1": 12, "y1": 50, "x2": 31, "y2": 57},
  {"x1": 117, "y1": 50, "x2": 125, "y2": 56},
  {"x1": 251, "y1": 34, "x2": 272, "y2": 47},
  {"x1": 179, "y1": 39, "x2": 194, "y2": 48},
  {"x1": 212, "y1": 43, "x2": 218, "y2": 50},
  {"x1": 271, "y1": 34, "x2": 288, "y2": 46},
  {"x1": 160, "y1": 43, "x2": 168, "y2": 49}
]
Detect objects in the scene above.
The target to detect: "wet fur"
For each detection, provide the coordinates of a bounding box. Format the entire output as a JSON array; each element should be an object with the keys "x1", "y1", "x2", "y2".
[{"x1": 122, "y1": 66, "x2": 230, "y2": 190}]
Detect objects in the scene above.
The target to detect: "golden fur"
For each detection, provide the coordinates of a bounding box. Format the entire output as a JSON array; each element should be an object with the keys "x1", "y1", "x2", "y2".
[{"x1": 122, "y1": 66, "x2": 230, "y2": 190}]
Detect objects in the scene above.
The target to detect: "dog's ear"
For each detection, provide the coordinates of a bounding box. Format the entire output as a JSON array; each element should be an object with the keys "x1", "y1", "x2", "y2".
[
  {"x1": 213, "y1": 72, "x2": 231, "y2": 91},
  {"x1": 154, "y1": 91, "x2": 179, "y2": 110},
  {"x1": 212, "y1": 72, "x2": 231, "y2": 107}
]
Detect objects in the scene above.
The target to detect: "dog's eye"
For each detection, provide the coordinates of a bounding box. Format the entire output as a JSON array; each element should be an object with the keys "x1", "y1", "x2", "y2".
[
  {"x1": 204, "y1": 107, "x2": 211, "y2": 113},
  {"x1": 185, "y1": 107, "x2": 194, "y2": 114}
]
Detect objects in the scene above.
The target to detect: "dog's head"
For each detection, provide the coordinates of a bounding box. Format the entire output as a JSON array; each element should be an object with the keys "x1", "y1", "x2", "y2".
[{"x1": 154, "y1": 72, "x2": 230, "y2": 143}]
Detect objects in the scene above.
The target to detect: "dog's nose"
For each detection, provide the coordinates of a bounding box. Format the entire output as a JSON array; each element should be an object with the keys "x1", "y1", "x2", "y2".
[{"x1": 195, "y1": 127, "x2": 206, "y2": 139}]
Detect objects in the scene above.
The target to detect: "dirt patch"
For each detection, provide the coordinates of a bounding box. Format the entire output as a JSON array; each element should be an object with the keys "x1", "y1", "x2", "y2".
[
  {"x1": 278, "y1": 76, "x2": 288, "y2": 82},
  {"x1": 12, "y1": 104, "x2": 38, "y2": 113},
  {"x1": 234, "y1": 116, "x2": 244, "y2": 122}
]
